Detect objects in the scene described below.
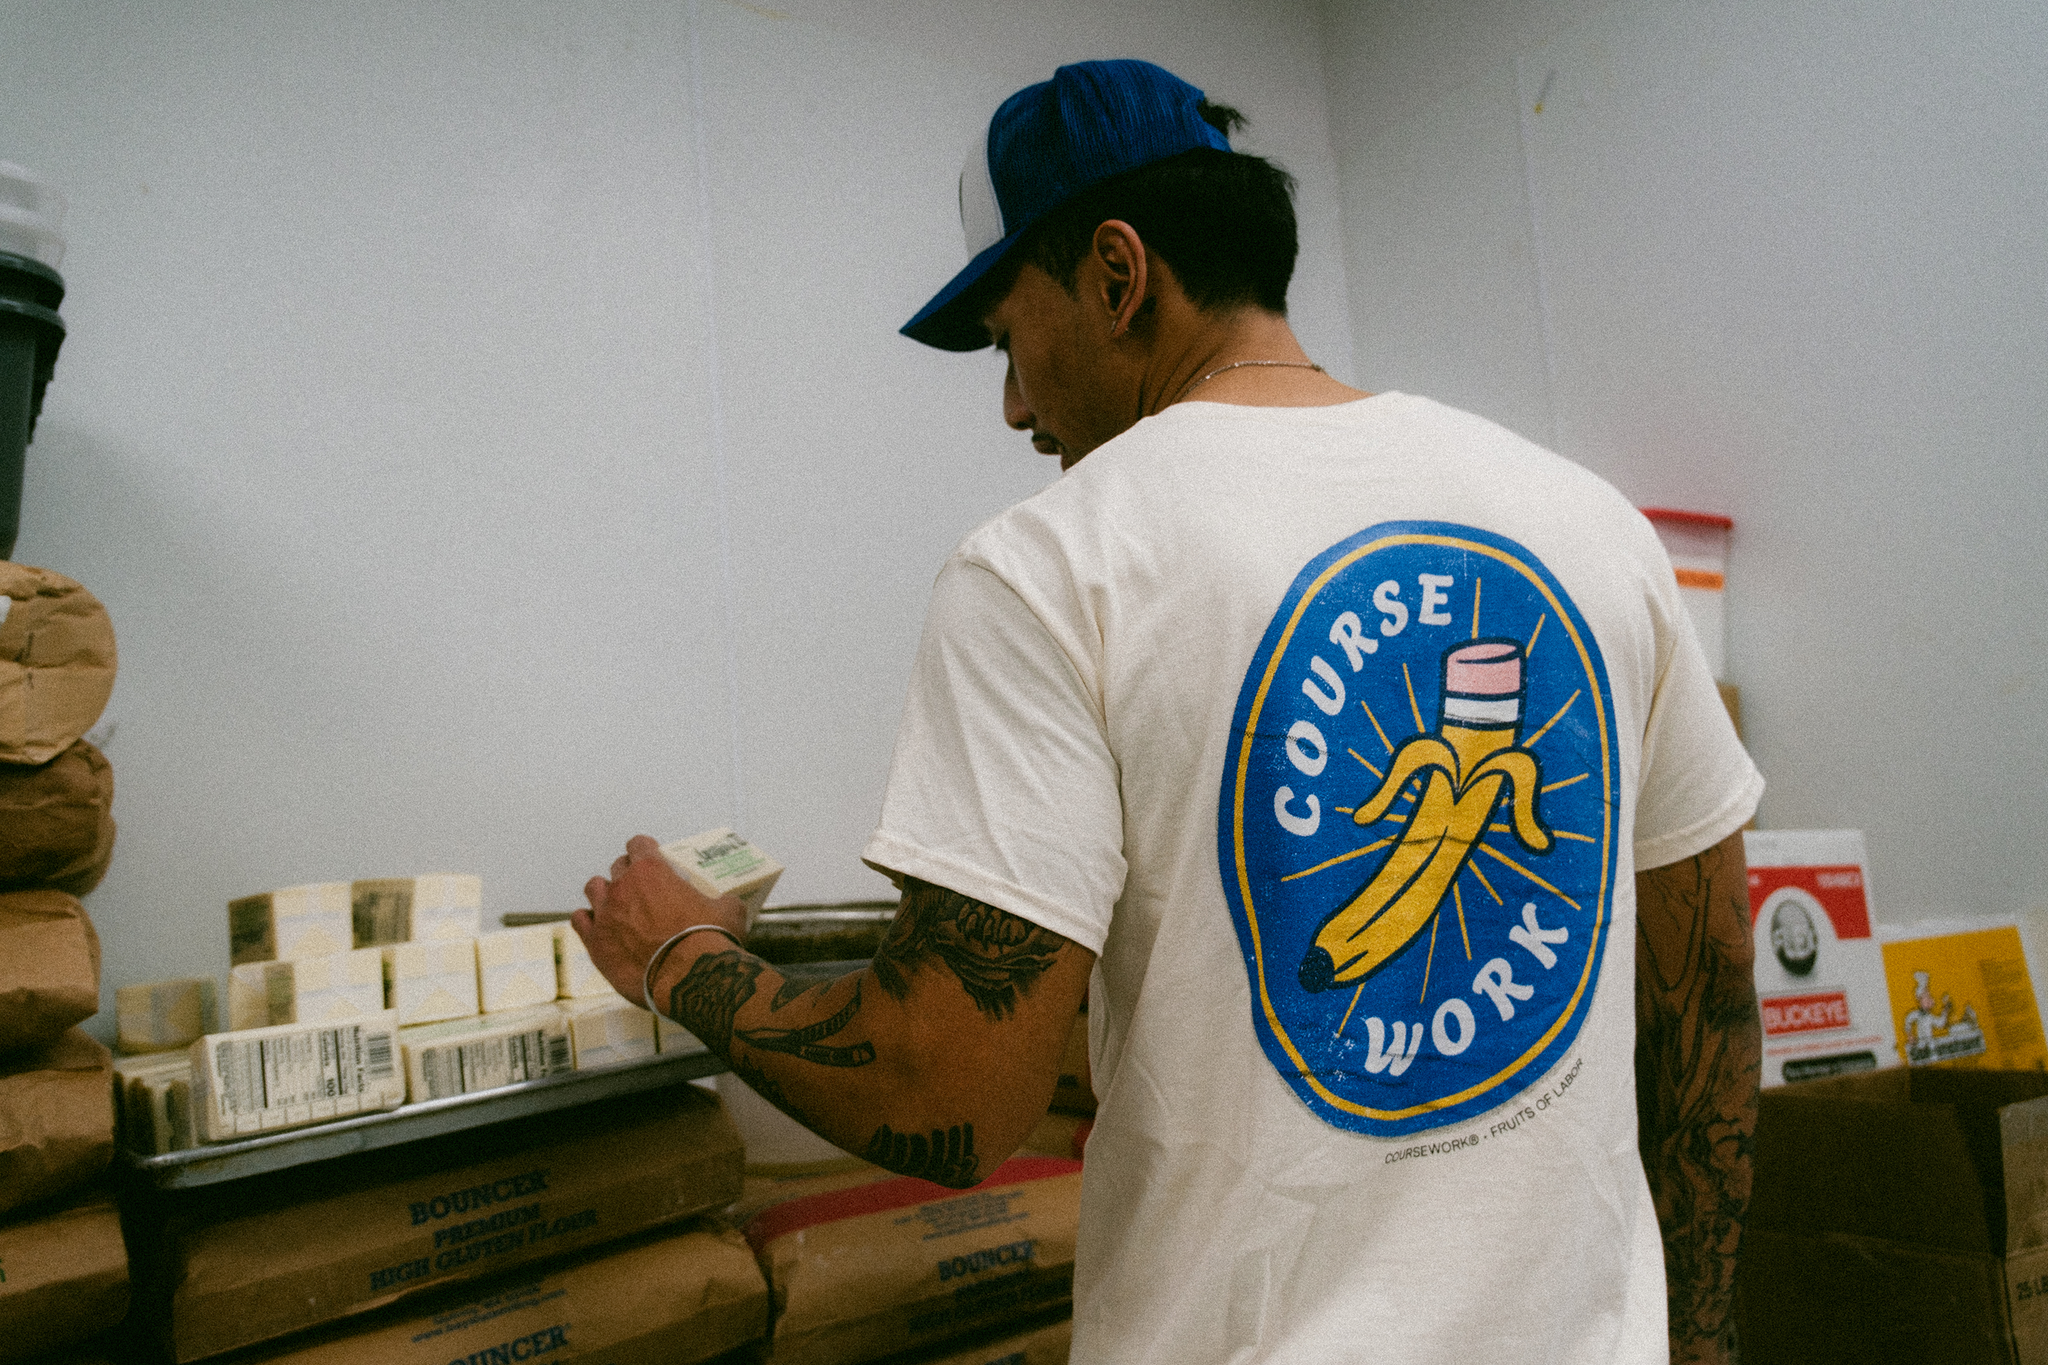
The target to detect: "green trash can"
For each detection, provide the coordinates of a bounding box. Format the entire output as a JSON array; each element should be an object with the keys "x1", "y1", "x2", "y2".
[{"x1": 0, "y1": 251, "x2": 65, "y2": 561}]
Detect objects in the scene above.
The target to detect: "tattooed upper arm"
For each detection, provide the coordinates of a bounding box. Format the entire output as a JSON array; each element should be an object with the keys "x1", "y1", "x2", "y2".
[
  {"x1": 1634, "y1": 830, "x2": 1760, "y2": 1364},
  {"x1": 872, "y1": 877, "x2": 1069, "y2": 1021}
]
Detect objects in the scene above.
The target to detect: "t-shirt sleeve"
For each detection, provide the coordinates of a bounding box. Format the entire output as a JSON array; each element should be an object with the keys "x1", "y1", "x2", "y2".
[
  {"x1": 862, "y1": 556, "x2": 1126, "y2": 953},
  {"x1": 1631, "y1": 560, "x2": 1766, "y2": 872}
]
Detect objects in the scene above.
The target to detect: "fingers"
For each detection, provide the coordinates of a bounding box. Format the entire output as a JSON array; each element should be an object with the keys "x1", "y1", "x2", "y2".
[
  {"x1": 584, "y1": 876, "x2": 609, "y2": 915},
  {"x1": 626, "y1": 834, "x2": 661, "y2": 857},
  {"x1": 569, "y1": 907, "x2": 595, "y2": 944},
  {"x1": 610, "y1": 853, "x2": 631, "y2": 881}
]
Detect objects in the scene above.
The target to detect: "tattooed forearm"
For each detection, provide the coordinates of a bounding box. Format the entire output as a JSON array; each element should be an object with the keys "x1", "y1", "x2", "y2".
[
  {"x1": 736, "y1": 980, "x2": 876, "y2": 1067},
  {"x1": 874, "y1": 878, "x2": 1067, "y2": 1021},
  {"x1": 771, "y1": 963, "x2": 845, "y2": 1010},
  {"x1": 865, "y1": 1121, "x2": 979, "y2": 1189},
  {"x1": 668, "y1": 951, "x2": 762, "y2": 1056},
  {"x1": 1635, "y1": 835, "x2": 1761, "y2": 1365}
]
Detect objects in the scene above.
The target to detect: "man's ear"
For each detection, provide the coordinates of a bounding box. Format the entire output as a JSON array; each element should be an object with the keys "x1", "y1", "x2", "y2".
[{"x1": 1090, "y1": 220, "x2": 1149, "y2": 338}]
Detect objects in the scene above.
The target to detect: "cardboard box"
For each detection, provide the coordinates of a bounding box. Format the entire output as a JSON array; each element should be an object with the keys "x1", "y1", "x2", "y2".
[
  {"x1": 0, "y1": 1191, "x2": 130, "y2": 1362},
  {"x1": 239, "y1": 1221, "x2": 767, "y2": 1365},
  {"x1": 660, "y1": 828, "x2": 783, "y2": 927},
  {"x1": 157, "y1": 1083, "x2": 744, "y2": 1360},
  {"x1": 561, "y1": 997, "x2": 658, "y2": 1070},
  {"x1": 1745, "y1": 830, "x2": 1900, "y2": 1085},
  {"x1": 746, "y1": 1156, "x2": 1081, "y2": 1365},
  {"x1": 552, "y1": 922, "x2": 614, "y2": 1000},
  {"x1": 401, "y1": 1008, "x2": 571, "y2": 1102},
  {"x1": 0, "y1": 738, "x2": 114, "y2": 896},
  {"x1": 228, "y1": 883, "x2": 354, "y2": 966},
  {"x1": 476, "y1": 926, "x2": 558, "y2": 1014},
  {"x1": 0, "y1": 888, "x2": 99, "y2": 1054},
  {"x1": 382, "y1": 939, "x2": 480, "y2": 1026},
  {"x1": 229, "y1": 948, "x2": 388, "y2": 1031},
  {"x1": 351, "y1": 874, "x2": 483, "y2": 948},
  {"x1": 0, "y1": 1029, "x2": 112, "y2": 1217},
  {"x1": 0, "y1": 563, "x2": 117, "y2": 768},
  {"x1": 188, "y1": 1013, "x2": 406, "y2": 1142},
  {"x1": 115, "y1": 977, "x2": 217, "y2": 1056},
  {"x1": 1881, "y1": 925, "x2": 2048, "y2": 1072},
  {"x1": 1738, "y1": 1067, "x2": 2048, "y2": 1363},
  {"x1": 907, "y1": 1312, "x2": 1072, "y2": 1365}
]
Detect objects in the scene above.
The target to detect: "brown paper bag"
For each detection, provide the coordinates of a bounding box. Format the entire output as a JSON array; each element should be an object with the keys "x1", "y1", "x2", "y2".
[
  {"x1": 746, "y1": 1157, "x2": 1082, "y2": 1365},
  {"x1": 0, "y1": 1031, "x2": 114, "y2": 1218},
  {"x1": 0, "y1": 1190, "x2": 130, "y2": 1363},
  {"x1": 241, "y1": 1221, "x2": 767, "y2": 1365},
  {"x1": 0, "y1": 566, "x2": 116, "y2": 768},
  {"x1": 0, "y1": 742, "x2": 114, "y2": 895},
  {"x1": 0, "y1": 890, "x2": 101, "y2": 1054},
  {"x1": 162, "y1": 1083, "x2": 744, "y2": 1360}
]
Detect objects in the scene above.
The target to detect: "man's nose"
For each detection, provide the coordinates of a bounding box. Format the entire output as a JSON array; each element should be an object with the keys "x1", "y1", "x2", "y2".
[{"x1": 1003, "y1": 359, "x2": 1033, "y2": 431}]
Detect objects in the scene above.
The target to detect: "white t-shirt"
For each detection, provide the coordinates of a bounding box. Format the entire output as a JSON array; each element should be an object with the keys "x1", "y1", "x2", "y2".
[{"x1": 863, "y1": 394, "x2": 1763, "y2": 1364}]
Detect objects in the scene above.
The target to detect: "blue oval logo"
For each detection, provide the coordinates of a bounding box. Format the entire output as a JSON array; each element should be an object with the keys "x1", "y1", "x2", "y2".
[{"x1": 1218, "y1": 522, "x2": 1619, "y2": 1136}]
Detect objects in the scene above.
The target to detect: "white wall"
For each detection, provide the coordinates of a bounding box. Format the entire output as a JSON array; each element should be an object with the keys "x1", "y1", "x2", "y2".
[
  {"x1": 0, "y1": 0, "x2": 1350, "y2": 1041},
  {"x1": 1321, "y1": 0, "x2": 2048, "y2": 930}
]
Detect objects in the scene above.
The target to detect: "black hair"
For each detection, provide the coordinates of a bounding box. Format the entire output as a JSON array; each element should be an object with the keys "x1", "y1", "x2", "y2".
[{"x1": 995, "y1": 100, "x2": 1299, "y2": 320}]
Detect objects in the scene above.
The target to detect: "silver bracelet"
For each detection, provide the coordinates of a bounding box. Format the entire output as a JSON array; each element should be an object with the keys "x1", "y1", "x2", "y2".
[{"x1": 643, "y1": 923, "x2": 746, "y2": 1017}]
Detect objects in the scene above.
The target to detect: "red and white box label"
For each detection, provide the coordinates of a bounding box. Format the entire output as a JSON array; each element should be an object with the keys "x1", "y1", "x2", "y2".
[{"x1": 1744, "y1": 830, "x2": 1901, "y2": 1086}]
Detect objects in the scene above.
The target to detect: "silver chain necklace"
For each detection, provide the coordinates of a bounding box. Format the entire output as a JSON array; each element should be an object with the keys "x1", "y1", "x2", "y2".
[{"x1": 1172, "y1": 358, "x2": 1325, "y2": 406}]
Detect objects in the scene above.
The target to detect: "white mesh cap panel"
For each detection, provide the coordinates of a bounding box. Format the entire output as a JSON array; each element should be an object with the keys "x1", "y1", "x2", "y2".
[{"x1": 958, "y1": 124, "x2": 1004, "y2": 257}]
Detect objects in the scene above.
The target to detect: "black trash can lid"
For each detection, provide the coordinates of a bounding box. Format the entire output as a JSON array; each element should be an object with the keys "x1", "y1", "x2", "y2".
[{"x1": 0, "y1": 252, "x2": 64, "y2": 312}]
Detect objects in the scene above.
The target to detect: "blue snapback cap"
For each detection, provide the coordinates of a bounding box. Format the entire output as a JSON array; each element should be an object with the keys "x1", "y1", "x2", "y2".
[{"x1": 901, "y1": 60, "x2": 1230, "y2": 352}]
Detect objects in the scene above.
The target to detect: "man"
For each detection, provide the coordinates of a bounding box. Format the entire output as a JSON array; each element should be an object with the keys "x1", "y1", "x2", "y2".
[{"x1": 576, "y1": 60, "x2": 1762, "y2": 1364}]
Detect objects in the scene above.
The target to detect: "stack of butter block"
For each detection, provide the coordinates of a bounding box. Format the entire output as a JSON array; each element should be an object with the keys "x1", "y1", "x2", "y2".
[
  {"x1": 112, "y1": 825, "x2": 783, "y2": 1149},
  {"x1": 0, "y1": 563, "x2": 131, "y2": 1363}
]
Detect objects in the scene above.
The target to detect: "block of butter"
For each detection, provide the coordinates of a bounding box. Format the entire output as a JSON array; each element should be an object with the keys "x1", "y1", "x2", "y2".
[
  {"x1": 655, "y1": 1012, "x2": 709, "y2": 1057},
  {"x1": 659, "y1": 827, "x2": 783, "y2": 927},
  {"x1": 228, "y1": 948, "x2": 387, "y2": 1031},
  {"x1": 115, "y1": 977, "x2": 218, "y2": 1055},
  {"x1": 552, "y1": 922, "x2": 615, "y2": 1000},
  {"x1": 476, "y1": 925, "x2": 557, "y2": 1013},
  {"x1": 399, "y1": 1006, "x2": 570, "y2": 1102},
  {"x1": 114, "y1": 1051, "x2": 195, "y2": 1154},
  {"x1": 227, "y1": 882, "x2": 353, "y2": 965},
  {"x1": 189, "y1": 1012, "x2": 405, "y2": 1142},
  {"x1": 349, "y1": 873, "x2": 483, "y2": 948},
  {"x1": 381, "y1": 939, "x2": 479, "y2": 1026},
  {"x1": 560, "y1": 996, "x2": 659, "y2": 1069}
]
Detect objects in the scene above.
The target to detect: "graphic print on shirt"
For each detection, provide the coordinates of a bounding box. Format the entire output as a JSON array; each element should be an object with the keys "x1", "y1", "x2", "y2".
[{"x1": 1219, "y1": 522, "x2": 1618, "y2": 1137}]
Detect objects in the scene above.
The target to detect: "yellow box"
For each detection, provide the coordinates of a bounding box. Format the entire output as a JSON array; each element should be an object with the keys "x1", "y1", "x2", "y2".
[
  {"x1": 659, "y1": 828, "x2": 782, "y2": 928},
  {"x1": 560, "y1": 997, "x2": 659, "y2": 1070},
  {"x1": 115, "y1": 978, "x2": 217, "y2": 1056},
  {"x1": 350, "y1": 874, "x2": 483, "y2": 947},
  {"x1": 400, "y1": 1007, "x2": 571, "y2": 1102},
  {"x1": 476, "y1": 926, "x2": 557, "y2": 1013},
  {"x1": 552, "y1": 922, "x2": 615, "y2": 1000},
  {"x1": 1882, "y1": 925, "x2": 2048, "y2": 1071},
  {"x1": 229, "y1": 948, "x2": 387, "y2": 1030},
  {"x1": 189, "y1": 1013, "x2": 405, "y2": 1142},
  {"x1": 381, "y1": 939, "x2": 479, "y2": 1026},
  {"x1": 227, "y1": 883, "x2": 352, "y2": 965}
]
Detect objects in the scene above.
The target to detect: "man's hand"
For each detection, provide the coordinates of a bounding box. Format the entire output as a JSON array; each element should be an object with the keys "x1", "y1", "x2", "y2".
[
  {"x1": 1635, "y1": 828, "x2": 1761, "y2": 1365},
  {"x1": 572, "y1": 834, "x2": 747, "y2": 1003}
]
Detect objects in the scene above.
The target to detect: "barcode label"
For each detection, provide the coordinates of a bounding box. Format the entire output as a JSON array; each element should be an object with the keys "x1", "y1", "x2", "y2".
[
  {"x1": 419, "y1": 1027, "x2": 565, "y2": 1100},
  {"x1": 212, "y1": 1024, "x2": 392, "y2": 1117}
]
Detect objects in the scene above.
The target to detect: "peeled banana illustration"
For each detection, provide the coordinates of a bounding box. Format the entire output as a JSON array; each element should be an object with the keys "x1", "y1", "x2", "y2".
[{"x1": 1299, "y1": 640, "x2": 1552, "y2": 993}]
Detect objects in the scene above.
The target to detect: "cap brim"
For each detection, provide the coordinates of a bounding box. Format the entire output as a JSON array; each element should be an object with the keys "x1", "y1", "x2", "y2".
[{"x1": 900, "y1": 229, "x2": 1025, "y2": 352}]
